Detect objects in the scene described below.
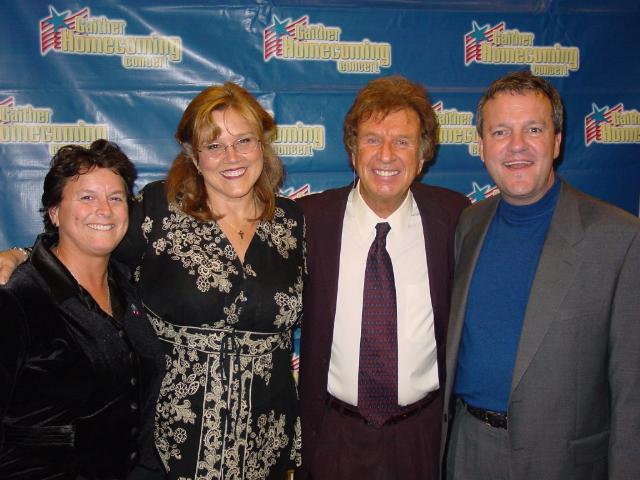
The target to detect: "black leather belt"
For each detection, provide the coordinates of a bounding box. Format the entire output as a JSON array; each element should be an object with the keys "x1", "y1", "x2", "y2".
[
  {"x1": 326, "y1": 390, "x2": 438, "y2": 426},
  {"x1": 462, "y1": 399, "x2": 508, "y2": 429}
]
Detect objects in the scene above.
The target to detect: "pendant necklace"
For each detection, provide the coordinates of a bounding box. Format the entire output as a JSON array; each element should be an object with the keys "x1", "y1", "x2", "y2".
[
  {"x1": 220, "y1": 216, "x2": 254, "y2": 240},
  {"x1": 210, "y1": 198, "x2": 259, "y2": 240}
]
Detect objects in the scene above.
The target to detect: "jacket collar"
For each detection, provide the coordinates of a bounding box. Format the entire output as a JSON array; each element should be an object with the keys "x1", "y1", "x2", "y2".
[
  {"x1": 30, "y1": 232, "x2": 83, "y2": 304},
  {"x1": 29, "y1": 232, "x2": 132, "y2": 312}
]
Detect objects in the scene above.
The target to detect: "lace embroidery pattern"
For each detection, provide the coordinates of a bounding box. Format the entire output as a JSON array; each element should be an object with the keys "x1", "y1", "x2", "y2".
[
  {"x1": 141, "y1": 216, "x2": 153, "y2": 238},
  {"x1": 274, "y1": 274, "x2": 303, "y2": 328},
  {"x1": 133, "y1": 190, "x2": 304, "y2": 479},
  {"x1": 148, "y1": 203, "x2": 298, "y2": 297},
  {"x1": 255, "y1": 207, "x2": 298, "y2": 259},
  {"x1": 150, "y1": 314, "x2": 300, "y2": 479}
]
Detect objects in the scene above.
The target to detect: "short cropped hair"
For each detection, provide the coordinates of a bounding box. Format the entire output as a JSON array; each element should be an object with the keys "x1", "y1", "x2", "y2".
[
  {"x1": 41, "y1": 139, "x2": 136, "y2": 233},
  {"x1": 476, "y1": 71, "x2": 563, "y2": 137},
  {"x1": 343, "y1": 75, "x2": 438, "y2": 164},
  {"x1": 165, "y1": 83, "x2": 283, "y2": 221}
]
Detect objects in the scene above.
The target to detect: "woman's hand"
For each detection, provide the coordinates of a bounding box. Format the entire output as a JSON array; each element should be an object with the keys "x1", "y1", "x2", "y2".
[{"x1": 0, "y1": 249, "x2": 27, "y2": 285}]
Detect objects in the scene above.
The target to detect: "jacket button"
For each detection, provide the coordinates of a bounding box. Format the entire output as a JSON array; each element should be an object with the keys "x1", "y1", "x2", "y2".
[
  {"x1": 130, "y1": 377, "x2": 138, "y2": 386},
  {"x1": 130, "y1": 401, "x2": 139, "y2": 411}
]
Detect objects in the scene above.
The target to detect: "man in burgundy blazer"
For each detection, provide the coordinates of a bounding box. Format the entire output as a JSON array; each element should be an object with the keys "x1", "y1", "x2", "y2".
[{"x1": 297, "y1": 75, "x2": 468, "y2": 479}]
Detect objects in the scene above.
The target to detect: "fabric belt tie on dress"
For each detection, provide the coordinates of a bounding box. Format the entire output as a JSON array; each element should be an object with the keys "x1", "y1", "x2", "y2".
[
  {"x1": 326, "y1": 390, "x2": 438, "y2": 427},
  {"x1": 146, "y1": 310, "x2": 293, "y2": 402},
  {"x1": 460, "y1": 398, "x2": 508, "y2": 429},
  {"x1": 145, "y1": 306, "x2": 292, "y2": 356}
]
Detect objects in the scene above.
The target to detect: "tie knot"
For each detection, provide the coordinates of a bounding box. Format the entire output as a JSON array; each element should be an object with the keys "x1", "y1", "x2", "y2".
[{"x1": 375, "y1": 222, "x2": 391, "y2": 242}]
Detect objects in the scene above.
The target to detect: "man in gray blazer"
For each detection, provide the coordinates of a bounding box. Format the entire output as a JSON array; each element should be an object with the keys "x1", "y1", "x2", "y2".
[{"x1": 442, "y1": 71, "x2": 640, "y2": 480}]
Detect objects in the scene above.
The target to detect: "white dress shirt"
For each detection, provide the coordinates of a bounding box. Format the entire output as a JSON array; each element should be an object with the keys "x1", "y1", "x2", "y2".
[{"x1": 327, "y1": 183, "x2": 439, "y2": 406}]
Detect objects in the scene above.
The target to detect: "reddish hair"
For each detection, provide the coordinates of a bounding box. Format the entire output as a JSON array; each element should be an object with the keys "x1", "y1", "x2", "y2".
[{"x1": 165, "y1": 83, "x2": 283, "y2": 221}]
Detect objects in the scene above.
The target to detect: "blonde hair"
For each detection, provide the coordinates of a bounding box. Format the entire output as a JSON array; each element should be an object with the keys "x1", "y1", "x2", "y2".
[{"x1": 165, "y1": 83, "x2": 283, "y2": 221}]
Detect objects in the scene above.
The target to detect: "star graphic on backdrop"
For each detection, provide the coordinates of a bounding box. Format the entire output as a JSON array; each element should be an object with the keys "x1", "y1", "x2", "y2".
[
  {"x1": 468, "y1": 182, "x2": 493, "y2": 203},
  {"x1": 470, "y1": 21, "x2": 489, "y2": 43},
  {"x1": 272, "y1": 16, "x2": 290, "y2": 37},
  {"x1": 47, "y1": 6, "x2": 71, "y2": 31},
  {"x1": 590, "y1": 104, "x2": 608, "y2": 125}
]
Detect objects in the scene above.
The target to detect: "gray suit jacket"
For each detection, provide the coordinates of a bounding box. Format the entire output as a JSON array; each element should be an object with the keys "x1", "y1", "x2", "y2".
[{"x1": 441, "y1": 180, "x2": 640, "y2": 480}]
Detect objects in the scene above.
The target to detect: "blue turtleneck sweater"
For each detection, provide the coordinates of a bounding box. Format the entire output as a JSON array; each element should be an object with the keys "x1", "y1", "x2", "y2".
[{"x1": 453, "y1": 178, "x2": 561, "y2": 413}]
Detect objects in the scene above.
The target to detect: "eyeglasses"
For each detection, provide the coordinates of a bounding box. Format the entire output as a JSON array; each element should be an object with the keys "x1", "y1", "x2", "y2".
[{"x1": 199, "y1": 137, "x2": 261, "y2": 159}]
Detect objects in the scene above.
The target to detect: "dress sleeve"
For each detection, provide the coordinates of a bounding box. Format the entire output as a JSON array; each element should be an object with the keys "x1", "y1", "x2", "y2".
[
  {"x1": 0, "y1": 289, "x2": 28, "y2": 450},
  {"x1": 114, "y1": 182, "x2": 160, "y2": 270},
  {"x1": 299, "y1": 209, "x2": 307, "y2": 329},
  {"x1": 285, "y1": 197, "x2": 306, "y2": 328}
]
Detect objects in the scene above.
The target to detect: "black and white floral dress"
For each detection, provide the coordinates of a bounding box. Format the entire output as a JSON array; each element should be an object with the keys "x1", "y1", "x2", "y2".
[{"x1": 116, "y1": 181, "x2": 304, "y2": 480}]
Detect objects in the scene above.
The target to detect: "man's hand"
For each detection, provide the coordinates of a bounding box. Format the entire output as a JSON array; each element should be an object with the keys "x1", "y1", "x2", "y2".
[{"x1": 0, "y1": 249, "x2": 27, "y2": 285}]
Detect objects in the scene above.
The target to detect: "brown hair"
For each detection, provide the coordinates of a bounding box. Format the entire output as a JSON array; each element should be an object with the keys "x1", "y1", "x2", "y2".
[
  {"x1": 41, "y1": 140, "x2": 136, "y2": 233},
  {"x1": 476, "y1": 70, "x2": 564, "y2": 138},
  {"x1": 165, "y1": 83, "x2": 283, "y2": 221},
  {"x1": 343, "y1": 75, "x2": 438, "y2": 164}
]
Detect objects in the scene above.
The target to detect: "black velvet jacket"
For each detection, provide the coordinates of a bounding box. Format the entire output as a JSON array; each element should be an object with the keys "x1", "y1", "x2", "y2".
[{"x1": 0, "y1": 233, "x2": 166, "y2": 479}]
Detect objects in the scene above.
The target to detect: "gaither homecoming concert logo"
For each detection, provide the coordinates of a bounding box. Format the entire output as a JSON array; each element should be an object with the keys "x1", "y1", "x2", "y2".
[
  {"x1": 584, "y1": 103, "x2": 640, "y2": 146},
  {"x1": 263, "y1": 14, "x2": 391, "y2": 74},
  {"x1": 0, "y1": 96, "x2": 107, "y2": 154},
  {"x1": 39, "y1": 5, "x2": 182, "y2": 69},
  {"x1": 464, "y1": 20, "x2": 579, "y2": 77},
  {"x1": 433, "y1": 101, "x2": 479, "y2": 156},
  {"x1": 273, "y1": 122, "x2": 325, "y2": 158}
]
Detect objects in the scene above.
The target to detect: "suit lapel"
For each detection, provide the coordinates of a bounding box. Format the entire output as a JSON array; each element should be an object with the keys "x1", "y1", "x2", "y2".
[
  {"x1": 510, "y1": 183, "x2": 584, "y2": 394},
  {"x1": 314, "y1": 186, "x2": 351, "y2": 328},
  {"x1": 413, "y1": 188, "x2": 449, "y2": 328}
]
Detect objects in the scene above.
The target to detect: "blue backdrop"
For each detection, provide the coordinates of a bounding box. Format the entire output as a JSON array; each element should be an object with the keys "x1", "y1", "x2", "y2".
[{"x1": 2, "y1": 0, "x2": 639, "y2": 252}]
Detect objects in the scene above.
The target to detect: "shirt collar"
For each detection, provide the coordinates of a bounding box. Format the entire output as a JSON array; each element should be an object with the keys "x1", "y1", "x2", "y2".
[{"x1": 350, "y1": 180, "x2": 414, "y2": 239}]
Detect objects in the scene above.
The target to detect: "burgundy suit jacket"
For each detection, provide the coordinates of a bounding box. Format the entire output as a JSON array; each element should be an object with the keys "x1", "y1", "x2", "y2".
[{"x1": 297, "y1": 182, "x2": 468, "y2": 476}]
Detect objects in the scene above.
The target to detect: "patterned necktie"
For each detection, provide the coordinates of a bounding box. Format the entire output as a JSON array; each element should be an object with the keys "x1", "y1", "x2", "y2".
[{"x1": 358, "y1": 222, "x2": 398, "y2": 427}]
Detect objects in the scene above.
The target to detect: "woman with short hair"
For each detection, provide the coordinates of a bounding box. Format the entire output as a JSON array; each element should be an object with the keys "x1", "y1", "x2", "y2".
[{"x1": 0, "y1": 140, "x2": 165, "y2": 479}]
